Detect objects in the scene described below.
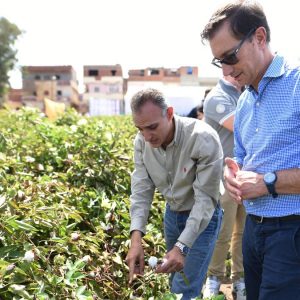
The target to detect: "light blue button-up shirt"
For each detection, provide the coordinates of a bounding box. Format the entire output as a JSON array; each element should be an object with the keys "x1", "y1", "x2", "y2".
[{"x1": 234, "y1": 54, "x2": 300, "y2": 217}]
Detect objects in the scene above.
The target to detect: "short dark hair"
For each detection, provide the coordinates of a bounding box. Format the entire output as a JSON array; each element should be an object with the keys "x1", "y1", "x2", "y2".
[
  {"x1": 187, "y1": 102, "x2": 204, "y2": 119},
  {"x1": 201, "y1": 0, "x2": 270, "y2": 42},
  {"x1": 131, "y1": 88, "x2": 168, "y2": 115}
]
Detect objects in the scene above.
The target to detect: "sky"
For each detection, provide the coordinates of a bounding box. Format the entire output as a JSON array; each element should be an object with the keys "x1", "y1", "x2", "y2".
[{"x1": 2, "y1": 0, "x2": 300, "y2": 92}]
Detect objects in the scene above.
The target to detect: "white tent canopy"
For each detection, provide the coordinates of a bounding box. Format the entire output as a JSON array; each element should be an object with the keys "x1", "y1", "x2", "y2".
[{"x1": 125, "y1": 82, "x2": 207, "y2": 116}]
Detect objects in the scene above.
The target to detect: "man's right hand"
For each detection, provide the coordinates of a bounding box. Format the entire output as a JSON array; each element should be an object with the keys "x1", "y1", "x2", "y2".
[
  {"x1": 125, "y1": 231, "x2": 145, "y2": 284},
  {"x1": 224, "y1": 157, "x2": 242, "y2": 204}
]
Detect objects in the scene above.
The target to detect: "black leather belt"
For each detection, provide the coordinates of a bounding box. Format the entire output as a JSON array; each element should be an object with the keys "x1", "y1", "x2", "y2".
[
  {"x1": 177, "y1": 210, "x2": 191, "y2": 215},
  {"x1": 249, "y1": 214, "x2": 300, "y2": 223}
]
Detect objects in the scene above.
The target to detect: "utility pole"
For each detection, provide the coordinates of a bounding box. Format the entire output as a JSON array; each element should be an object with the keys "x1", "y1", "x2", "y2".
[{"x1": 51, "y1": 75, "x2": 56, "y2": 101}]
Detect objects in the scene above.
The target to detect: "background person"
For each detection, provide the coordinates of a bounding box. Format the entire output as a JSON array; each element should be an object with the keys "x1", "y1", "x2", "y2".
[
  {"x1": 125, "y1": 88, "x2": 223, "y2": 300},
  {"x1": 187, "y1": 88, "x2": 211, "y2": 120},
  {"x1": 186, "y1": 103, "x2": 204, "y2": 120},
  {"x1": 202, "y1": 75, "x2": 246, "y2": 300},
  {"x1": 201, "y1": 1, "x2": 300, "y2": 299}
]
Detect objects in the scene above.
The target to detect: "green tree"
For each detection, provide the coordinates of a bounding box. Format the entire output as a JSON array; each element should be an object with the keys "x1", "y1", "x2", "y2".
[{"x1": 0, "y1": 17, "x2": 22, "y2": 106}]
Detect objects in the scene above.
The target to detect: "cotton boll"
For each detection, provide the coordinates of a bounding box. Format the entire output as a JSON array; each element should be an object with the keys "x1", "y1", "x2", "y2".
[
  {"x1": 24, "y1": 250, "x2": 35, "y2": 262},
  {"x1": 148, "y1": 256, "x2": 158, "y2": 268}
]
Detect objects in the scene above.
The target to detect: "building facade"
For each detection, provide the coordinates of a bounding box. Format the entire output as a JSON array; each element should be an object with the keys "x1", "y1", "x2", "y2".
[
  {"x1": 83, "y1": 64, "x2": 125, "y2": 116},
  {"x1": 22, "y1": 66, "x2": 80, "y2": 111},
  {"x1": 125, "y1": 66, "x2": 217, "y2": 116}
]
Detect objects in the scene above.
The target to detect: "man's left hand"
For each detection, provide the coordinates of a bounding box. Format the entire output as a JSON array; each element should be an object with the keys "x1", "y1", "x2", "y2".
[
  {"x1": 236, "y1": 170, "x2": 268, "y2": 200},
  {"x1": 155, "y1": 247, "x2": 185, "y2": 274}
]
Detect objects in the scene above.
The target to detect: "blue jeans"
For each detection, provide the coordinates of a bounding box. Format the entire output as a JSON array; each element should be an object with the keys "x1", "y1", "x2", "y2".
[
  {"x1": 164, "y1": 203, "x2": 222, "y2": 300},
  {"x1": 243, "y1": 215, "x2": 300, "y2": 300}
]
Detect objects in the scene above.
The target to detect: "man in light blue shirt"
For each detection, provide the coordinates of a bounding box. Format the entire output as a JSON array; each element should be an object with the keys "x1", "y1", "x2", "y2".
[{"x1": 201, "y1": 1, "x2": 300, "y2": 299}]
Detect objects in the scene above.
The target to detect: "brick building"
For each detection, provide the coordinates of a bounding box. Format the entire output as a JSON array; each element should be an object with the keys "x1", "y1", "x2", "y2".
[
  {"x1": 22, "y1": 66, "x2": 80, "y2": 111},
  {"x1": 128, "y1": 66, "x2": 199, "y2": 85},
  {"x1": 7, "y1": 88, "x2": 23, "y2": 109},
  {"x1": 83, "y1": 64, "x2": 125, "y2": 116},
  {"x1": 125, "y1": 65, "x2": 216, "y2": 116}
]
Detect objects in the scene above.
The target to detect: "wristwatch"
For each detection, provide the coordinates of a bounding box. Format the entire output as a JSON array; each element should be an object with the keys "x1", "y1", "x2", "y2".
[
  {"x1": 263, "y1": 172, "x2": 278, "y2": 198},
  {"x1": 175, "y1": 241, "x2": 189, "y2": 256}
]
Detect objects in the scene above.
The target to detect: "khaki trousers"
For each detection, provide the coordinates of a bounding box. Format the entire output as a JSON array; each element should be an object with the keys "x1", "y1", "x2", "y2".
[{"x1": 207, "y1": 190, "x2": 246, "y2": 282}]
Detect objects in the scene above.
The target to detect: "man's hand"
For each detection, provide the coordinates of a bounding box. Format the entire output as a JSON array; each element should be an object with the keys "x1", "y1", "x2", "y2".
[
  {"x1": 155, "y1": 246, "x2": 185, "y2": 274},
  {"x1": 125, "y1": 231, "x2": 145, "y2": 284},
  {"x1": 224, "y1": 157, "x2": 242, "y2": 204},
  {"x1": 236, "y1": 170, "x2": 268, "y2": 200}
]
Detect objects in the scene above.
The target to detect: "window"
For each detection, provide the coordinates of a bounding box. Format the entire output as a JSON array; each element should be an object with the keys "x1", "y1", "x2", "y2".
[
  {"x1": 33, "y1": 91, "x2": 37, "y2": 96},
  {"x1": 150, "y1": 69, "x2": 159, "y2": 75},
  {"x1": 88, "y1": 70, "x2": 98, "y2": 76},
  {"x1": 187, "y1": 67, "x2": 193, "y2": 75},
  {"x1": 109, "y1": 86, "x2": 120, "y2": 93},
  {"x1": 94, "y1": 87, "x2": 100, "y2": 93},
  {"x1": 55, "y1": 75, "x2": 60, "y2": 80},
  {"x1": 44, "y1": 90, "x2": 49, "y2": 96},
  {"x1": 111, "y1": 70, "x2": 116, "y2": 76},
  {"x1": 35, "y1": 75, "x2": 41, "y2": 80},
  {"x1": 57, "y1": 90, "x2": 62, "y2": 96}
]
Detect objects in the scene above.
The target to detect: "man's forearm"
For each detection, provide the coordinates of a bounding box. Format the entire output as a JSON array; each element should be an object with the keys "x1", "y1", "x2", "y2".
[
  {"x1": 236, "y1": 168, "x2": 300, "y2": 200},
  {"x1": 276, "y1": 168, "x2": 300, "y2": 194},
  {"x1": 130, "y1": 230, "x2": 143, "y2": 246}
]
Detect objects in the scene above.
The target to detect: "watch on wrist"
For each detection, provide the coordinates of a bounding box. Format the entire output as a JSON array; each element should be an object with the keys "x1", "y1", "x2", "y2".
[
  {"x1": 263, "y1": 172, "x2": 278, "y2": 198},
  {"x1": 175, "y1": 241, "x2": 189, "y2": 256}
]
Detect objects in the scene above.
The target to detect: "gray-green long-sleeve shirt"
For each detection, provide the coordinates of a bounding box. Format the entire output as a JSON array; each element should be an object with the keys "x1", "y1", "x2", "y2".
[{"x1": 129, "y1": 115, "x2": 223, "y2": 248}]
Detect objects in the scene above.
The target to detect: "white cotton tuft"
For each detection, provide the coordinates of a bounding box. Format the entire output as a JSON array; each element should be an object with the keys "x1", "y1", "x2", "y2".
[{"x1": 148, "y1": 256, "x2": 158, "y2": 268}]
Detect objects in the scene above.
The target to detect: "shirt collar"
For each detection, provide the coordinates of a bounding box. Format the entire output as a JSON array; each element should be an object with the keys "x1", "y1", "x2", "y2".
[
  {"x1": 166, "y1": 114, "x2": 180, "y2": 148},
  {"x1": 247, "y1": 54, "x2": 286, "y2": 93},
  {"x1": 263, "y1": 54, "x2": 286, "y2": 79}
]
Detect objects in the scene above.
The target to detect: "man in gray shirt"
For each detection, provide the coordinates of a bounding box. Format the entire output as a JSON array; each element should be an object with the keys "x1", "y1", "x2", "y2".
[
  {"x1": 125, "y1": 88, "x2": 223, "y2": 300},
  {"x1": 203, "y1": 76, "x2": 246, "y2": 300}
]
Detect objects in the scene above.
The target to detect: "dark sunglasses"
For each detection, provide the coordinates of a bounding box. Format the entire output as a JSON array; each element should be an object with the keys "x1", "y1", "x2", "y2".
[{"x1": 211, "y1": 28, "x2": 257, "y2": 68}]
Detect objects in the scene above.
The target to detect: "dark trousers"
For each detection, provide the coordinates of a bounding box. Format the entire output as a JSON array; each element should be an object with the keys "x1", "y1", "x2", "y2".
[{"x1": 243, "y1": 215, "x2": 300, "y2": 300}]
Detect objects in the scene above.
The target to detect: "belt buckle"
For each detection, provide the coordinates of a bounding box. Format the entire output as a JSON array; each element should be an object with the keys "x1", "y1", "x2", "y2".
[{"x1": 257, "y1": 216, "x2": 264, "y2": 223}]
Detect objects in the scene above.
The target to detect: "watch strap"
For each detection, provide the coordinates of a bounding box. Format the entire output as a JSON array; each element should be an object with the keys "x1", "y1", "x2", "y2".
[{"x1": 175, "y1": 241, "x2": 189, "y2": 256}]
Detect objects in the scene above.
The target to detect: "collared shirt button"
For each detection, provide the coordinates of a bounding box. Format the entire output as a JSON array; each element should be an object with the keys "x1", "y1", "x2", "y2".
[
  {"x1": 256, "y1": 102, "x2": 260, "y2": 107},
  {"x1": 255, "y1": 128, "x2": 259, "y2": 132},
  {"x1": 250, "y1": 202, "x2": 254, "y2": 205}
]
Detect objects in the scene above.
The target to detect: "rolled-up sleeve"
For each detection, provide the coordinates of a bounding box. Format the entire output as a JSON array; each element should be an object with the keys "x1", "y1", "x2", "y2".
[
  {"x1": 129, "y1": 134, "x2": 155, "y2": 235},
  {"x1": 178, "y1": 129, "x2": 223, "y2": 247}
]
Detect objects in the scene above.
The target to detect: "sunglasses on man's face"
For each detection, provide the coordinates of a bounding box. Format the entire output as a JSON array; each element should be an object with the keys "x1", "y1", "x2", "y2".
[{"x1": 211, "y1": 28, "x2": 256, "y2": 68}]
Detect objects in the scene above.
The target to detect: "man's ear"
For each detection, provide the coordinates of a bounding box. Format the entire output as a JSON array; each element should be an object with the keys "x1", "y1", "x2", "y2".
[
  {"x1": 166, "y1": 107, "x2": 174, "y2": 120},
  {"x1": 255, "y1": 26, "x2": 267, "y2": 47}
]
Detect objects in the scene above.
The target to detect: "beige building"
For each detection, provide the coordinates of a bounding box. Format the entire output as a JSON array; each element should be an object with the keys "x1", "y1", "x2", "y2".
[
  {"x1": 22, "y1": 66, "x2": 80, "y2": 111},
  {"x1": 6, "y1": 88, "x2": 23, "y2": 109},
  {"x1": 83, "y1": 64, "x2": 125, "y2": 116},
  {"x1": 128, "y1": 66, "x2": 199, "y2": 85},
  {"x1": 125, "y1": 66, "x2": 218, "y2": 116}
]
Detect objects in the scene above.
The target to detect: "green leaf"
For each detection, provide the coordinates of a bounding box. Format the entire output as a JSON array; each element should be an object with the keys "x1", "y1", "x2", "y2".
[
  {"x1": 178, "y1": 271, "x2": 190, "y2": 286},
  {"x1": 8, "y1": 219, "x2": 38, "y2": 232},
  {"x1": 112, "y1": 254, "x2": 123, "y2": 265},
  {"x1": 9, "y1": 284, "x2": 32, "y2": 299},
  {"x1": 76, "y1": 285, "x2": 86, "y2": 296},
  {"x1": 72, "y1": 271, "x2": 85, "y2": 280}
]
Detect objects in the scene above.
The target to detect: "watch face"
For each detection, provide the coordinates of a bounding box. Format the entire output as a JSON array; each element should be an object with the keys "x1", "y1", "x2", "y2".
[
  {"x1": 264, "y1": 172, "x2": 276, "y2": 184},
  {"x1": 182, "y1": 246, "x2": 189, "y2": 255}
]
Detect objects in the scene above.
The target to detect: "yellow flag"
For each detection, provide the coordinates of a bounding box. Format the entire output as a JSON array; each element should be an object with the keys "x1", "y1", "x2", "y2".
[{"x1": 44, "y1": 98, "x2": 65, "y2": 120}]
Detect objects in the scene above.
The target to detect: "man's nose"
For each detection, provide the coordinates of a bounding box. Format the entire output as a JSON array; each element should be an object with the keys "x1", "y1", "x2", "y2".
[
  {"x1": 142, "y1": 130, "x2": 152, "y2": 142},
  {"x1": 222, "y1": 64, "x2": 234, "y2": 76}
]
